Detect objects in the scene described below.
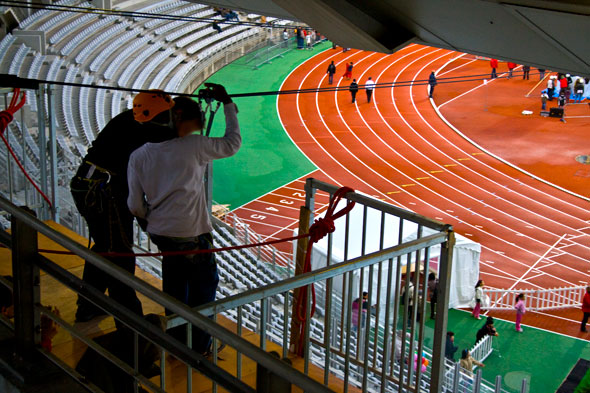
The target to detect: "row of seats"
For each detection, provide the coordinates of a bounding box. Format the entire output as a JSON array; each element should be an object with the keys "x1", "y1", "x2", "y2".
[
  {"x1": 74, "y1": 21, "x2": 131, "y2": 64},
  {"x1": 164, "y1": 60, "x2": 196, "y2": 92},
  {"x1": 193, "y1": 28, "x2": 256, "y2": 58},
  {"x1": 49, "y1": 13, "x2": 96, "y2": 45},
  {"x1": 116, "y1": 43, "x2": 163, "y2": 87},
  {"x1": 8, "y1": 44, "x2": 30, "y2": 75},
  {"x1": 103, "y1": 34, "x2": 152, "y2": 80},
  {"x1": 88, "y1": 29, "x2": 141, "y2": 73},
  {"x1": 149, "y1": 4, "x2": 208, "y2": 34},
  {"x1": 17, "y1": 0, "x2": 76, "y2": 30},
  {"x1": 79, "y1": 74, "x2": 96, "y2": 144},
  {"x1": 60, "y1": 66, "x2": 80, "y2": 139},
  {"x1": 131, "y1": 47, "x2": 175, "y2": 90},
  {"x1": 0, "y1": 34, "x2": 16, "y2": 66},
  {"x1": 148, "y1": 56, "x2": 187, "y2": 90},
  {"x1": 61, "y1": 16, "x2": 120, "y2": 56},
  {"x1": 133, "y1": 0, "x2": 182, "y2": 23}
]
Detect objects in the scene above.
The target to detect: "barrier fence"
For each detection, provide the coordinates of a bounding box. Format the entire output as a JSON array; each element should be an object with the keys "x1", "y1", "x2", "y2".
[{"x1": 482, "y1": 285, "x2": 585, "y2": 311}]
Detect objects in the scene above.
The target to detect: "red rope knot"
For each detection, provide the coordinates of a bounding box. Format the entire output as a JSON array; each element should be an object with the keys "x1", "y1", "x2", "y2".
[
  {"x1": 308, "y1": 216, "x2": 335, "y2": 244},
  {"x1": 0, "y1": 111, "x2": 14, "y2": 134}
]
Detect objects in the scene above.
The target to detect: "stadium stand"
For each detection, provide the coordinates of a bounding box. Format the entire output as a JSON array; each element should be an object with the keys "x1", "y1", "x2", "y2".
[{"x1": 7, "y1": 44, "x2": 30, "y2": 76}]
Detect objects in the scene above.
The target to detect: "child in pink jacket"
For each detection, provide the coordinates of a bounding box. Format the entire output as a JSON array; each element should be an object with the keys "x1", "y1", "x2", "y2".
[{"x1": 515, "y1": 293, "x2": 526, "y2": 332}]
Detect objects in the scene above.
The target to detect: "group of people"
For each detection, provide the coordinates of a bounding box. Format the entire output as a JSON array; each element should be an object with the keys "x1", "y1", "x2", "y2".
[
  {"x1": 471, "y1": 279, "x2": 527, "y2": 332},
  {"x1": 325, "y1": 59, "x2": 376, "y2": 104},
  {"x1": 544, "y1": 73, "x2": 589, "y2": 104},
  {"x1": 294, "y1": 27, "x2": 320, "y2": 50},
  {"x1": 489, "y1": 58, "x2": 544, "y2": 80},
  {"x1": 214, "y1": 7, "x2": 239, "y2": 22},
  {"x1": 69, "y1": 83, "x2": 240, "y2": 391}
]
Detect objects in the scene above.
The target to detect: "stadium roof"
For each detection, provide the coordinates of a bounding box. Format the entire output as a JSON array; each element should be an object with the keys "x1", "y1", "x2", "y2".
[{"x1": 188, "y1": 0, "x2": 590, "y2": 76}]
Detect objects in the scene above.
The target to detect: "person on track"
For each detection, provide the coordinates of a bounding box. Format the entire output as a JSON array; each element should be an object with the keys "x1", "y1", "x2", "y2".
[
  {"x1": 326, "y1": 61, "x2": 336, "y2": 85},
  {"x1": 490, "y1": 58, "x2": 498, "y2": 79},
  {"x1": 522, "y1": 65, "x2": 530, "y2": 80},
  {"x1": 581, "y1": 286, "x2": 590, "y2": 332},
  {"x1": 70, "y1": 91, "x2": 177, "y2": 324},
  {"x1": 428, "y1": 71, "x2": 437, "y2": 99},
  {"x1": 507, "y1": 61, "x2": 516, "y2": 79},
  {"x1": 349, "y1": 79, "x2": 359, "y2": 103},
  {"x1": 343, "y1": 61, "x2": 353, "y2": 80},
  {"x1": 127, "y1": 83, "x2": 241, "y2": 353},
  {"x1": 365, "y1": 77, "x2": 376, "y2": 103}
]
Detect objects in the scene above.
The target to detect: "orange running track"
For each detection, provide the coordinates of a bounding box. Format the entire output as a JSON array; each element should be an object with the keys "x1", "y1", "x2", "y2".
[{"x1": 275, "y1": 44, "x2": 590, "y2": 296}]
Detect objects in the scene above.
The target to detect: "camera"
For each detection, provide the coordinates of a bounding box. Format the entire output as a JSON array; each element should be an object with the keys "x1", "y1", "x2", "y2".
[{"x1": 197, "y1": 88, "x2": 214, "y2": 101}]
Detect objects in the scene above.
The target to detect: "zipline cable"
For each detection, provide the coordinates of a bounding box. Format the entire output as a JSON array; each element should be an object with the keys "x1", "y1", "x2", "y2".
[{"x1": 0, "y1": 71, "x2": 544, "y2": 101}]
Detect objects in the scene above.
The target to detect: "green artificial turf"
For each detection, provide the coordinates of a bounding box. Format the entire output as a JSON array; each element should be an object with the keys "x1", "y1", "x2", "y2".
[{"x1": 197, "y1": 41, "x2": 332, "y2": 210}]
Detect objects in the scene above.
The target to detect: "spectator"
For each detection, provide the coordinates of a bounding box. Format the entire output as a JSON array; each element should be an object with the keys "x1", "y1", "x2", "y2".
[
  {"x1": 428, "y1": 272, "x2": 438, "y2": 319},
  {"x1": 212, "y1": 22, "x2": 221, "y2": 34},
  {"x1": 574, "y1": 78, "x2": 585, "y2": 102},
  {"x1": 541, "y1": 92, "x2": 548, "y2": 111},
  {"x1": 581, "y1": 286, "x2": 590, "y2": 332},
  {"x1": 560, "y1": 74, "x2": 569, "y2": 98},
  {"x1": 305, "y1": 32, "x2": 313, "y2": 50},
  {"x1": 365, "y1": 77, "x2": 375, "y2": 103},
  {"x1": 547, "y1": 76, "x2": 556, "y2": 100},
  {"x1": 460, "y1": 349, "x2": 485, "y2": 375},
  {"x1": 127, "y1": 84, "x2": 240, "y2": 353},
  {"x1": 472, "y1": 279, "x2": 484, "y2": 320},
  {"x1": 507, "y1": 62, "x2": 516, "y2": 79},
  {"x1": 475, "y1": 316, "x2": 499, "y2": 344},
  {"x1": 296, "y1": 27, "x2": 304, "y2": 49},
  {"x1": 490, "y1": 58, "x2": 498, "y2": 79},
  {"x1": 538, "y1": 68, "x2": 546, "y2": 79},
  {"x1": 326, "y1": 61, "x2": 336, "y2": 85},
  {"x1": 282, "y1": 29, "x2": 289, "y2": 47},
  {"x1": 445, "y1": 332, "x2": 458, "y2": 361},
  {"x1": 522, "y1": 65, "x2": 530, "y2": 80},
  {"x1": 558, "y1": 90, "x2": 566, "y2": 108},
  {"x1": 515, "y1": 293, "x2": 526, "y2": 332},
  {"x1": 351, "y1": 291, "x2": 369, "y2": 332},
  {"x1": 343, "y1": 61, "x2": 353, "y2": 80},
  {"x1": 349, "y1": 79, "x2": 359, "y2": 103},
  {"x1": 428, "y1": 71, "x2": 437, "y2": 99},
  {"x1": 70, "y1": 91, "x2": 177, "y2": 323}
]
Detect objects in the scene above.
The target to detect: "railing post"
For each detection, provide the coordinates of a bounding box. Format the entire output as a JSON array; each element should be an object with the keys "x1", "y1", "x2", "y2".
[
  {"x1": 520, "y1": 377, "x2": 528, "y2": 393},
  {"x1": 47, "y1": 85, "x2": 59, "y2": 223},
  {"x1": 495, "y1": 375, "x2": 502, "y2": 393},
  {"x1": 430, "y1": 228, "x2": 455, "y2": 393},
  {"x1": 11, "y1": 212, "x2": 41, "y2": 356}
]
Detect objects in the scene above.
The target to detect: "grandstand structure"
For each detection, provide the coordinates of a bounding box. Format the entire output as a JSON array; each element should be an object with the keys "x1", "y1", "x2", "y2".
[{"x1": 0, "y1": 1, "x2": 537, "y2": 393}]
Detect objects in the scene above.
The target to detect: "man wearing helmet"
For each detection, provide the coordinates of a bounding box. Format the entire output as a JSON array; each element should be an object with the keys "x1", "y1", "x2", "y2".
[
  {"x1": 127, "y1": 83, "x2": 240, "y2": 354},
  {"x1": 70, "y1": 90, "x2": 178, "y2": 323}
]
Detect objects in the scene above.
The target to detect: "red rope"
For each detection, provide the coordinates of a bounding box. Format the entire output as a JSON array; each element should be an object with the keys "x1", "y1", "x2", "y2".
[
  {"x1": 0, "y1": 88, "x2": 53, "y2": 207},
  {"x1": 295, "y1": 186, "x2": 355, "y2": 355}
]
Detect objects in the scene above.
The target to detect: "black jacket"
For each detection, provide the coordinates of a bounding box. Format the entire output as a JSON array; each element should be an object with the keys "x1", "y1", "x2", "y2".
[
  {"x1": 445, "y1": 336, "x2": 458, "y2": 361},
  {"x1": 429, "y1": 72, "x2": 437, "y2": 86},
  {"x1": 327, "y1": 64, "x2": 336, "y2": 74},
  {"x1": 81, "y1": 110, "x2": 176, "y2": 193},
  {"x1": 349, "y1": 82, "x2": 359, "y2": 93}
]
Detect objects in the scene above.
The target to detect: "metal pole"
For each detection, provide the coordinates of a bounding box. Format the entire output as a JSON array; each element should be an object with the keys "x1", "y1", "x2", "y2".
[
  {"x1": 47, "y1": 86, "x2": 59, "y2": 222},
  {"x1": 20, "y1": 105, "x2": 28, "y2": 205},
  {"x1": 430, "y1": 228, "x2": 455, "y2": 393},
  {"x1": 495, "y1": 375, "x2": 502, "y2": 393},
  {"x1": 36, "y1": 85, "x2": 48, "y2": 220},
  {"x1": 11, "y1": 213, "x2": 41, "y2": 357}
]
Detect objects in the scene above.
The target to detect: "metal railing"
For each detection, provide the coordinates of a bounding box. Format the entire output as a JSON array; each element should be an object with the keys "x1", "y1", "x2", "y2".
[
  {"x1": 0, "y1": 194, "x2": 334, "y2": 393},
  {"x1": 168, "y1": 178, "x2": 456, "y2": 392}
]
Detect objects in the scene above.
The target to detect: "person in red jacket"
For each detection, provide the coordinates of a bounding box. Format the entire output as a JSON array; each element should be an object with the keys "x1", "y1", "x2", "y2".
[
  {"x1": 581, "y1": 286, "x2": 590, "y2": 332},
  {"x1": 507, "y1": 62, "x2": 517, "y2": 79},
  {"x1": 490, "y1": 58, "x2": 498, "y2": 79}
]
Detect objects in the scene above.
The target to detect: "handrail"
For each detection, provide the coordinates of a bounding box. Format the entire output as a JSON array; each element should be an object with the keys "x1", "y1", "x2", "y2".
[
  {"x1": 0, "y1": 195, "x2": 334, "y2": 393},
  {"x1": 306, "y1": 178, "x2": 449, "y2": 231},
  {"x1": 167, "y1": 231, "x2": 449, "y2": 328}
]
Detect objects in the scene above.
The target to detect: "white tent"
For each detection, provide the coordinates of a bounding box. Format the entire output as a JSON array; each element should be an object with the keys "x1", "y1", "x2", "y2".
[{"x1": 296, "y1": 199, "x2": 480, "y2": 312}]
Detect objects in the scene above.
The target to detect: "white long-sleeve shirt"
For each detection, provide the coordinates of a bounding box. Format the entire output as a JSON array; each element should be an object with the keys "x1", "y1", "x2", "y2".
[
  {"x1": 127, "y1": 103, "x2": 240, "y2": 237},
  {"x1": 365, "y1": 80, "x2": 375, "y2": 91}
]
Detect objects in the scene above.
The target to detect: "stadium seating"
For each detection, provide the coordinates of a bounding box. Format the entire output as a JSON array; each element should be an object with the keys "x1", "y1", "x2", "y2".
[
  {"x1": 78, "y1": 74, "x2": 96, "y2": 144},
  {"x1": 103, "y1": 35, "x2": 152, "y2": 81},
  {"x1": 88, "y1": 29, "x2": 140, "y2": 72},
  {"x1": 8, "y1": 44, "x2": 30, "y2": 76},
  {"x1": 49, "y1": 13, "x2": 96, "y2": 45},
  {"x1": 17, "y1": 0, "x2": 77, "y2": 29},
  {"x1": 130, "y1": 47, "x2": 174, "y2": 90},
  {"x1": 74, "y1": 22, "x2": 131, "y2": 64}
]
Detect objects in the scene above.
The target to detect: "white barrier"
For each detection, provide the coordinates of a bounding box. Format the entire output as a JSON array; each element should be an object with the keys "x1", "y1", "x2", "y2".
[{"x1": 483, "y1": 285, "x2": 586, "y2": 311}]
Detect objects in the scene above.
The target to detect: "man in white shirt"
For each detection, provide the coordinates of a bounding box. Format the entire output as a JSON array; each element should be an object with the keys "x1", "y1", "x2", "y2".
[
  {"x1": 127, "y1": 83, "x2": 240, "y2": 353},
  {"x1": 365, "y1": 77, "x2": 376, "y2": 103}
]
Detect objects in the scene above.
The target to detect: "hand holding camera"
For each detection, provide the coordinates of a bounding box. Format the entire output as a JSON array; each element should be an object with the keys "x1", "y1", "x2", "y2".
[{"x1": 198, "y1": 83, "x2": 232, "y2": 104}]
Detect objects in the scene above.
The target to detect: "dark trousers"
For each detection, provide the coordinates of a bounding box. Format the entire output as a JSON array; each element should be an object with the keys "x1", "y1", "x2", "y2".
[
  {"x1": 523, "y1": 70, "x2": 530, "y2": 79},
  {"x1": 491, "y1": 68, "x2": 497, "y2": 79},
  {"x1": 351, "y1": 91, "x2": 357, "y2": 103},
  {"x1": 366, "y1": 90, "x2": 373, "y2": 103},
  {"x1": 548, "y1": 87, "x2": 555, "y2": 100},
  {"x1": 150, "y1": 233, "x2": 218, "y2": 353},
  {"x1": 328, "y1": 73, "x2": 334, "y2": 84},
  {"x1": 582, "y1": 312, "x2": 590, "y2": 331},
  {"x1": 429, "y1": 84, "x2": 435, "y2": 98},
  {"x1": 70, "y1": 174, "x2": 143, "y2": 326}
]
